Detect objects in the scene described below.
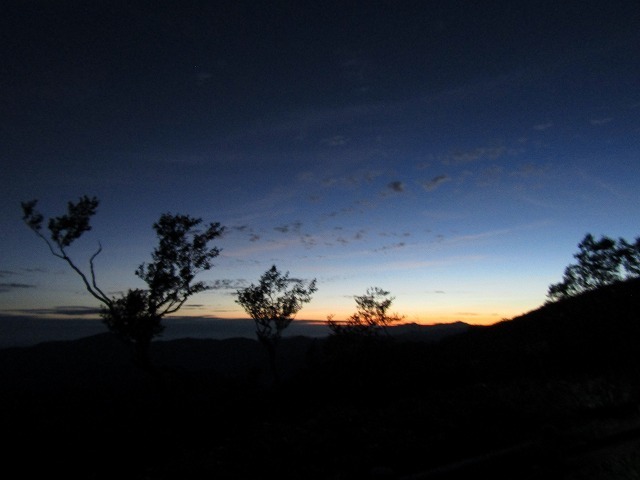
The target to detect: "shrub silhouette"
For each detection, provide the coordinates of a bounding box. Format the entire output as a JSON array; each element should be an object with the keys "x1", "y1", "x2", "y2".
[
  {"x1": 327, "y1": 287, "x2": 404, "y2": 337},
  {"x1": 236, "y1": 264, "x2": 317, "y2": 384},
  {"x1": 324, "y1": 287, "x2": 404, "y2": 381},
  {"x1": 21, "y1": 196, "x2": 224, "y2": 367}
]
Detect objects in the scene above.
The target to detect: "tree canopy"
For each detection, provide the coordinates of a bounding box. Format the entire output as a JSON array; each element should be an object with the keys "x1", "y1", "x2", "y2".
[
  {"x1": 22, "y1": 196, "x2": 224, "y2": 366},
  {"x1": 328, "y1": 287, "x2": 404, "y2": 337},
  {"x1": 236, "y1": 265, "x2": 317, "y2": 343},
  {"x1": 547, "y1": 233, "x2": 640, "y2": 302},
  {"x1": 236, "y1": 265, "x2": 317, "y2": 383}
]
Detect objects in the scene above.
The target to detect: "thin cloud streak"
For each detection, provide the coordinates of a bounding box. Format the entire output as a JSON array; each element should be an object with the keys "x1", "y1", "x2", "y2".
[
  {"x1": 435, "y1": 222, "x2": 551, "y2": 247},
  {"x1": 441, "y1": 146, "x2": 508, "y2": 165},
  {"x1": 423, "y1": 174, "x2": 451, "y2": 191},
  {"x1": 0, "y1": 282, "x2": 36, "y2": 293},
  {"x1": 380, "y1": 255, "x2": 487, "y2": 271},
  {"x1": 5, "y1": 306, "x2": 101, "y2": 317}
]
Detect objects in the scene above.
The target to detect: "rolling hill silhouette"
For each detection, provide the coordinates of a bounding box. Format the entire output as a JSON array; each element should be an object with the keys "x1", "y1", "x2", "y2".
[
  {"x1": 1, "y1": 278, "x2": 639, "y2": 479},
  {"x1": 434, "y1": 276, "x2": 640, "y2": 380}
]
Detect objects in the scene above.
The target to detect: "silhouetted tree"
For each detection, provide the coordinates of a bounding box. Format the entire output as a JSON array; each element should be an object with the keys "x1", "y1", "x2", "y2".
[
  {"x1": 21, "y1": 196, "x2": 224, "y2": 367},
  {"x1": 236, "y1": 265, "x2": 317, "y2": 384},
  {"x1": 328, "y1": 287, "x2": 404, "y2": 337},
  {"x1": 547, "y1": 233, "x2": 640, "y2": 302},
  {"x1": 325, "y1": 287, "x2": 404, "y2": 388},
  {"x1": 618, "y1": 237, "x2": 640, "y2": 276}
]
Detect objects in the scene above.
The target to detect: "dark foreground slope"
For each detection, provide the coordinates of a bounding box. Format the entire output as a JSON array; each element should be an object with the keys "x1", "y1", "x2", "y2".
[
  {"x1": 1, "y1": 280, "x2": 640, "y2": 479},
  {"x1": 433, "y1": 277, "x2": 640, "y2": 381}
]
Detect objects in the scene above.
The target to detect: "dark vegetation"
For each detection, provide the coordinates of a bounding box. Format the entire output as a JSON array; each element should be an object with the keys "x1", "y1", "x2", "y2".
[
  {"x1": 327, "y1": 286, "x2": 404, "y2": 337},
  {"x1": 236, "y1": 265, "x2": 317, "y2": 385},
  {"x1": 15, "y1": 200, "x2": 640, "y2": 478},
  {"x1": 21, "y1": 196, "x2": 224, "y2": 367},
  {"x1": 547, "y1": 233, "x2": 640, "y2": 301},
  {"x1": 2, "y1": 278, "x2": 640, "y2": 479}
]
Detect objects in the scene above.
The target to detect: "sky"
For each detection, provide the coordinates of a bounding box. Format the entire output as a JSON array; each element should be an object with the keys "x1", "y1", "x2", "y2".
[{"x1": 2, "y1": 0, "x2": 640, "y2": 342}]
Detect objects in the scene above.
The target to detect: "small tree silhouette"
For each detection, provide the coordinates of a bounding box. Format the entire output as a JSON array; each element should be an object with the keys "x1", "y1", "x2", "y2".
[
  {"x1": 21, "y1": 196, "x2": 224, "y2": 367},
  {"x1": 328, "y1": 287, "x2": 404, "y2": 337},
  {"x1": 236, "y1": 265, "x2": 317, "y2": 384},
  {"x1": 547, "y1": 233, "x2": 640, "y2": 302}
]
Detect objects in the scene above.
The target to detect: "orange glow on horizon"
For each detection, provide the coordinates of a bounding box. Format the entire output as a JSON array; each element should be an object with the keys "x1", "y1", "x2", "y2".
[{"x1": 206, "y1": 307, "x2": 519, "y2": 327}]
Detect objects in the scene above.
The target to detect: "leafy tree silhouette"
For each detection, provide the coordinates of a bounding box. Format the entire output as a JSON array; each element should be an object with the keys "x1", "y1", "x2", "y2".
[
  {"x1": 236, "y1": 265, "x2": 317, "y2": 384},
  {"x1": 327, "y1": 287, "x2": 404, "y2": 337},
  {"x1": 21, "y1": 196, "x2": 224, "y2": 367},
  {"x1": 547, "y1": 233, "x2": 640, "y2": 302},
  {"x1": 325, "y1": 287, "x2": 404, "y2": 391}
]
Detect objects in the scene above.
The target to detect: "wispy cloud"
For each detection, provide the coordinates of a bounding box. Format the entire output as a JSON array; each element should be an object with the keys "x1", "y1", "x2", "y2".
[
  {"x1": 510, "y1": 163, "x2": 548, "y2": 178},
  {"x1": 321, "y1": 169, "x2": 384, "y2": 188},
  {"x1": 324, "y1": 206, "x2": 357, "y2": 219},
  {"x1": 590, "y1": 117, "x2": 613, "y2": 126},
  {"x1": 227, "y1": 225, "x2": 262, "y2": 243},
  {"x1": 387, "y1": 181, "x2": 405, "y2": 193},
  {"x1": 195, "y1": 71, "x2": 213, "y2": 86},
  {"x1": 476, "y1": 165, "x2": 504, "y2": 186},
  {"x1": 300, "y1": 234, "x2": 318, "y2": 248},
  {"x1": 578, "y1": 170, "x2": 628, "y2": 200},
  {"x1": 208, "y1": 279, "x2": 248, "y2": 291},
  {"x1": 354, "y1": 229, "x2": 366, "y2": 240},
  {"x1": 299, "y1": 227, "x2": 366, "y2": 249},
  {"x1": 517, "y1": 194, "x2": 557, "y2": 209},
  {"x1": 374, "y1": 242, "x2": 406, "y2": 252},
  {"x1": 0, "y1": 268, "x2": 46, "y2": 277},
  {"x1": 274, "y1": 221, "x2": 302, "y2": 234},
  {"x1": 10, "y1": 306, "x2": 101, "y2": 316},
  {"x1": 441, "y1": 146, "x2": 507, "y2": 165},
  {"x1": 438, "y1": 222, "x2": 549, "y2": 247},
  {"x1": 379, "y1": 255, "x2": 486, "y2": 271},
  {"x1": 0, "y1": 282, "x2": 36, "y2": 293},
  {"x1": 378, "y1": 231, "x2": 411, "y2": 239},
  {"x1": 222, "y1": 238, "x2": 301, "y2": 259},
  {"x1": 321, "y1": 135, "x2": 349, "y2": 146},
  {"x1": 422, "y1": 174, "x2": 451, "y2": 191},
  {"x1": 151, "y1": 152, "x2": 207, "y2": 166},
  {"x1": 533, "y1": 122, "x2": 553, "y2": 131}
]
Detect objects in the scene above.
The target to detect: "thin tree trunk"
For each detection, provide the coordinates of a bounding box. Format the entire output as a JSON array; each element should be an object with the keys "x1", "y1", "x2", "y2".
[{"x1": 261, "y1": 338, "x2": 280, "y2": 386}]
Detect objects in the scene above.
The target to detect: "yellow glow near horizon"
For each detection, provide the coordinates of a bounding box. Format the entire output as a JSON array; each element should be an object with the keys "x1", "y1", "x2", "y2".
[{"x1": 208, "y1": 305, "x2": 528, "y2": 327}]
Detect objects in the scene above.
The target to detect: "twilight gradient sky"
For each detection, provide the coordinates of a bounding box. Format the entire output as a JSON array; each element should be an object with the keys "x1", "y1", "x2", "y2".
[{"x1": 2, "y1": 1, "x2": 640, "y2": 330}]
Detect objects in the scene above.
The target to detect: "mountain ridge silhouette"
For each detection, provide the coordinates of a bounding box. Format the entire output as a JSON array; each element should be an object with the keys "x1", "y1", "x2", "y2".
[{"x1": 2, "y1": 278, "x2": 639, "y2": 479}]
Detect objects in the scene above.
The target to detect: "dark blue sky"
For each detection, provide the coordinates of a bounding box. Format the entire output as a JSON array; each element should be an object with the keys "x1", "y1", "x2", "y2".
[{"x1": 2, "y1": 0, "x2": 639, "y2": 331}]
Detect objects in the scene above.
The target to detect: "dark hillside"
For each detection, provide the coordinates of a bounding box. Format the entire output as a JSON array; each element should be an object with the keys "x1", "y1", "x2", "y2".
[
  {"x1": 433, "y1": 277, "x2": 640, "y2": 381},
  {"x1": 1, "y1": 280, "x2": 640, "y2": 479},
  {"x1": 0, "y1": 333, "x2": 323, "y2": 396}
]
